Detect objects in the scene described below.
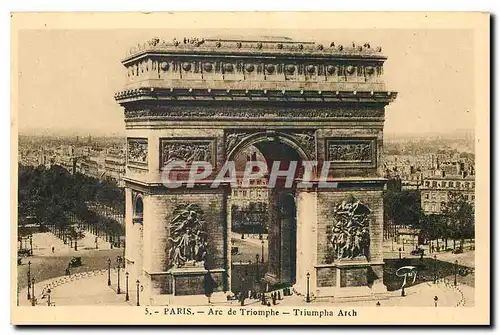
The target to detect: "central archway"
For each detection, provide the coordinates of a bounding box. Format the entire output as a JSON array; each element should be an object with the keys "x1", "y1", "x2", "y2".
[{"x1": 227, "y1": 134, "x2": 306, "y2": 292}]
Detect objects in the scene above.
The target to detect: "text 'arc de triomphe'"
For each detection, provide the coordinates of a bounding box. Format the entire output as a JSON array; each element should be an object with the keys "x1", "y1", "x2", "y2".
[{"x1": 114, "y1": 37, "x2": 397, "y2": 305}]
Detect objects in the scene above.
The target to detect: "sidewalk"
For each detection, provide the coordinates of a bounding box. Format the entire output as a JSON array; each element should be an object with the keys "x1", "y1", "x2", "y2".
[
  {"x1": 262, "y1": 280, "x2": 472, "y2": 307},
  {"x1": 30, "y1": 231, "x2": 113, "y2": 257},
  {"x1": 18, "y1": 268, "x2": 474, "y2": 307},
  {"x1": 435, "y1": 251, "x2": 475, "y2": 268},
  {"x1": 230, "y1": 232, "x2": 268, "y2": 248},
  {"x1": 18, "y1": 268, "x2": 134, "y2": 307},
  {"x1": 383, "y1": 240, "x2": 475, "y2": 268},
  {"x1": 31, "y1": 233, "x2": 71, "y2": 256}
]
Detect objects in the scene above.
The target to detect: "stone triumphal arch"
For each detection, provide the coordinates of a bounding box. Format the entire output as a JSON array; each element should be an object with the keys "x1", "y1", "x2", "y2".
[{"x1": 115, "y1": 37, "x2": 397, "y2": 305}]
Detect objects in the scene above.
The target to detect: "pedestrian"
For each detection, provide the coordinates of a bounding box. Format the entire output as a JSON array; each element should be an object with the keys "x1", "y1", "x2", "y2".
[
  {"x1": 204, "y1": 269, "x2": 216, "y2": 305},
  {"x1": 52, "y1": 246, "x2": 55, "y2": 253},
  {"x1": 239, "y1": 292, "x2": 245, "y2": 306}
]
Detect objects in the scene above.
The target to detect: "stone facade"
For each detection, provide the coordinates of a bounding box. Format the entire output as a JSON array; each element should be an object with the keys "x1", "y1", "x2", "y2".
[{"x1": 116, "y1": 37, "x2": 396, "y2": 304}]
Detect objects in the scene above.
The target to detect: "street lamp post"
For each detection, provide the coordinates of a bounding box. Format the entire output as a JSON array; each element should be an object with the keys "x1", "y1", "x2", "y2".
[
  {"x1": 255, "y1": 254, "x2": 259, "y2": 282},
  {"x1": 454, "y1": 260, "x2": 458, "y2": 286},
  {"x1": 117, "y1": 262, "x2": 121, "y2": 294},
  {"x1": 29, "y1": 235, "x2": 33, "y2": 256},
  {"x1": 27, "y1": 261, "x2": 31, "y2": 300},
  {"x1": 136, "y1": 280, "x2": 140, "y2": 306},
  {"x1": 125, "y1": 272, "x2": 130, "y2": 301},
  {"x1": 433, "y1": 255, "x2": 437, "y2": 284},
  {"x1": 107, "y1": 258, "x2": 111, "y2": 286},
  {"x1": 261, "y1": 240, "x2": 265, "y2": 263},
  {"x1": 306, "y1": 272, "x2": 311, "y2": 303},
  {"x1": 31, "y1": 278, "x2": 35, "y2": 306},
  {"x1": 47, "y1": 288, "x2": 51, "y2": 306},
  {"x1": 74, "y1": 233, "x2": 78, "y2": 251},
  {"x1": 402, "y1": 239, "x2": 405, "y2": 251}
]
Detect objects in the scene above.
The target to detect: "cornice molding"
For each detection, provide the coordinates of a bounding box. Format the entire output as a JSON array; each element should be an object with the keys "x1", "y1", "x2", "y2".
[{"x1": 115, "y1": 88, "x2": 397, "y2": 104}]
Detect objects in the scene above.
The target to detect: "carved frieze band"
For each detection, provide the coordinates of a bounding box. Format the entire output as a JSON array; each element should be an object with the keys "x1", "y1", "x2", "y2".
[
  {"x1": 124, "y1": 106, "x2": 385, "y2": 120},
  {"x1": 159, "y1": 138, "x2": 216, "y2": 169},
  {"x1": 127, "y1": 138, "x2": 148, "y2": 167},
  {"x1": 325, "y1": 138, "x2": 376, "y2": 168},
  {"x1": 140, "y1": 60, "x2": 382, "y2": 77},
  {"x1": 125, "y1": 56, "x2": 383, "y2": 81}
]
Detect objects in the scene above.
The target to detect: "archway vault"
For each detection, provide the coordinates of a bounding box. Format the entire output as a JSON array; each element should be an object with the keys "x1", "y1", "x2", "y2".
[{"x1": 225, "y1": 130, "x2": 316, "y2": 163}]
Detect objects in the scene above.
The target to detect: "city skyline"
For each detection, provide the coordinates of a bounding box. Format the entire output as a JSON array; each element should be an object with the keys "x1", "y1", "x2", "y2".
[{"x1": 17, "y1": 28, "x2": 475, "y2": 137}]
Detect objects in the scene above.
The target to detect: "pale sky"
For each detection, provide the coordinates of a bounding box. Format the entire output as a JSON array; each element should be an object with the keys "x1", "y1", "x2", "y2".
[{"x1": 17, "y1": 28, "x2": 475, "y2": 136}]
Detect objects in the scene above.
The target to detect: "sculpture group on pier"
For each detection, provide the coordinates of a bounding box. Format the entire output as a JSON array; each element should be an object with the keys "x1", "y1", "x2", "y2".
[
  {"x1": 330, "y1": 195, "x2": 371, "y2": 260},
  {"x1": 167, "y1": 203, "x2": 209, "y2": 268}
]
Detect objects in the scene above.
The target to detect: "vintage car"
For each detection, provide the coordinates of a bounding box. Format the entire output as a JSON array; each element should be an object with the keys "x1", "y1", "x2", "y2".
[
  {"x1": 410, "y1": 247, "x2": 425, "y2": 256},
  {"x1": 69, "y1": 257, "x2": 82, "y2": 267}
]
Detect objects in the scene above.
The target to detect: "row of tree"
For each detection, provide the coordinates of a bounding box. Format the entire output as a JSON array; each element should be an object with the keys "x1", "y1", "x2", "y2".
[
  {"x1": 18, "y1": 164, "x2": 125, "y2": 243},
  {"x1": 384, "y1": 189, "x2": 475, "y2": 250}
]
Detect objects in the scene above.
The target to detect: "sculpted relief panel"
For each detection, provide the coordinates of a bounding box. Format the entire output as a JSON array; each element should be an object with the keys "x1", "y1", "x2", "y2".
[
  {"x1": 127, "y1": 138, "x2": 148, "y2": 167},
  {"x1": 325, "y1": 138, "x2": 376, "y2": 168},
  {"x1": 160, "y1": 138, "x2": 215, "y2": 168}
]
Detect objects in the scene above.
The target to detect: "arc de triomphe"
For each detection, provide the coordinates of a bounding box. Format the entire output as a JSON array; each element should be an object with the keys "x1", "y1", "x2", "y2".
[{"x1": 114, "y1": 37, "x2": 397, "y2": 305}]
